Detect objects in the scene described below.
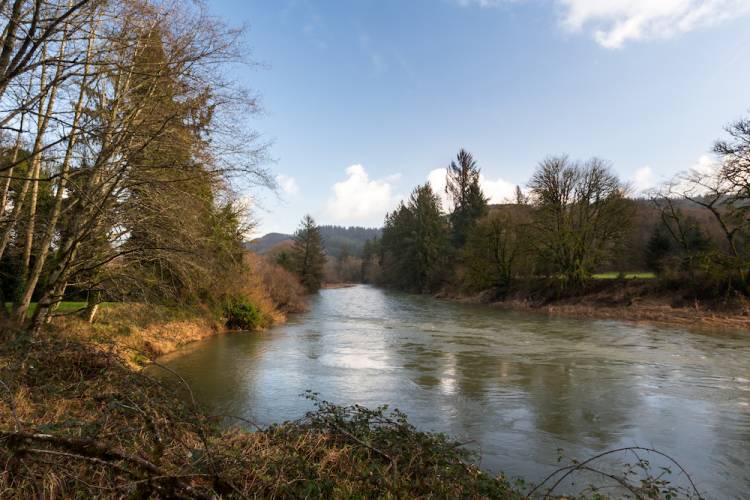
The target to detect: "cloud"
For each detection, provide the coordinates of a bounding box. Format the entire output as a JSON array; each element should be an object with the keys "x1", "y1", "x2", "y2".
[
  {"x1": 326, "y1": 165, "x2": 400, "y2": 224},
  {"x1": 560, "y1": 0, "x2": 750, "y2": 48},
  {"x1": 632, "y1": 166, "x2": 654, "y2": 193},
  {"x1": 276, "y1": 174, "x2": 299, "y2": 196},
  {"x1": 455, "y1": 0, "x2": 750, "y2": 48},
  {"x1": 428, "y1": 168, "x2": 517, "y2": 209},
  {"x1": 691, "y1": 153, "x2": 721, "y2": 175},
  {"x1": 667, "y1": 154, "x2": 723, "y2": 195}
]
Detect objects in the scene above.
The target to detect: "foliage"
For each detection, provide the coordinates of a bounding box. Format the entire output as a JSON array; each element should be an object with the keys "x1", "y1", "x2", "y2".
[
  {"x1": 318, "y1": 225, "x2": 383, "y2": 259},
  {"x1": 360, "y1": 237, "x2": 383, "y2": 284},
  {"x1": 445, "y1": 149, "x2": 489, "y2": 247},
  {"x1": 380, "y1": 184, "x2": 450, "y2": 292},
  {"x1": 290, "y1": 215, "x2": 327, "y2": 293},
  {"x1": 247, "y1": 226, "x2": 382, "y2": 259},
  {"x1": 0, "y1": 0, "x2": 271, "y2": 331},
  {"x1": 462, "y1": 206, "x2": 532, "y2": 295},
  {"x1": 224, "y1": 300, "x2": 264, "y2": 330}
]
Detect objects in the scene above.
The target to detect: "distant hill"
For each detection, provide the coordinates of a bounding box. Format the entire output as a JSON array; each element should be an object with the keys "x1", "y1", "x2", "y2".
[
  {"x1": 245, "y1": 233, "x2": 293, "y2": 254},
  {"x1": 246, "y1": 225, "x2": 381, "y2": 259}
]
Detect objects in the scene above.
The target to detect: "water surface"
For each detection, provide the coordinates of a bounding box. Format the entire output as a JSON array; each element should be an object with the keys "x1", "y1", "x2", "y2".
[{"x1": 158, "y1": 285, "x2": 750, "y2": 498}]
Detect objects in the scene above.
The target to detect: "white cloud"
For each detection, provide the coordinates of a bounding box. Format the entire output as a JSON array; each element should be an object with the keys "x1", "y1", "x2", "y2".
[
  {"x1": 481, "y1": 175, "x2": 517, "y2": 204},
  {"x1": 632, "y1": 165, "x2": 654, "y2": 193},
  {"x1": 326, "y1": 165, "x2": 400, "y2": 224},
  {"x1": 428, "y1": 168, "x2": 517, "y2": 209},
  {"x1": 691, "y1": 153, "x2": 721, "y2": 175},
  {"x1": 560, "y1": 0, "x2": 750, "y2": 48},
  {"x1": 276, "y1": 174, "x2": 299, "y2": 196},
  {"x1": 668, "y1": 154, "x2": 723, "y2": 195},
  {"x1": 455, "y1": 0, "x2": 750, "y2": 48}
]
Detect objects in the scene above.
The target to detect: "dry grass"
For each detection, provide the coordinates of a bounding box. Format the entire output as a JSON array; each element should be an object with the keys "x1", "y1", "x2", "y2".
[{"x1": 51, "y1": 303, "x2": 222, "y2": 367}]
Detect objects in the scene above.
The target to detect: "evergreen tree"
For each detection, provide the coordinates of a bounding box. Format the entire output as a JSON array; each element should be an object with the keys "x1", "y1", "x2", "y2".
[
  {"x1": 291, "y1": 215, "x2": 327, "y2": 293},
  {"x1": 645, "y1": 225, "x2": 673, "y2": 273},
  {"x1": 446, "y1": 149, "x2": 488, "y2": 248},
  {"x1": 381, "y1": 184, "x2": 449, "y2": 292}
]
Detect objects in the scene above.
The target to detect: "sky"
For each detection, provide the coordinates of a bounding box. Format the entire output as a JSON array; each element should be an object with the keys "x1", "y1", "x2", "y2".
[{"x1": 207, "y1": 0, "x2": 750, "y2": 236}]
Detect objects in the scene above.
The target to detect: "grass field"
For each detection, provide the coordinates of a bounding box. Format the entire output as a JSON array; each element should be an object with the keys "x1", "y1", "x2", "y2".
[{"x1": 592, "y1": 272, "x2": 656, "y2": 280}]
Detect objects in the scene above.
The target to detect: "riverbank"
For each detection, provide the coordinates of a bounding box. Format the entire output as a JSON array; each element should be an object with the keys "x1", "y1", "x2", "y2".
[
  {"x1": 0, "y1": 314, "x2": 520, "y2": 498},
  {"x1": 440, "y1": 279, "x2": 750, "y2": 331}
]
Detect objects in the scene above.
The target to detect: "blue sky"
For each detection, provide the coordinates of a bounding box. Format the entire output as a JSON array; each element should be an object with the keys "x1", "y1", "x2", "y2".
[{"x1": 208, "y1": 0, "x2": 750, "y2": 235}]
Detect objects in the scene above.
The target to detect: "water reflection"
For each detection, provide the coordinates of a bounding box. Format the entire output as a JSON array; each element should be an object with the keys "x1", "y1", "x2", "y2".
[{"x1": 156, "y1": 285, "x2": 750, "y2": 498}]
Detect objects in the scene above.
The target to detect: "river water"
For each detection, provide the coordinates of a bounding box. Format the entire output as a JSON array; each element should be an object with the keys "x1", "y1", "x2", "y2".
[{"x1": 157, "y1": 285, "x2": 750, "y2": 498}]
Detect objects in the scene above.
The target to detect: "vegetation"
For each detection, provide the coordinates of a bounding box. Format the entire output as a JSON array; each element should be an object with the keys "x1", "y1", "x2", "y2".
[
  {"x1": 446, "y1": 149, "x2": 488, "y2": 247},
  {"x1": 247, "y1": 226, "x2": 381, "y2": 258},
  {"x1": 284, "y1": 215, "x2": 327, "y2": 293},
  {"x1": 370, "y1": 121, "x2": 750, "y2": 313},
  {"x1": 0, "y1": 0, "x2": 307, "y2": 333},
  {"x1": 380, "y1": 184, "x2": 450, "y2": 292}
]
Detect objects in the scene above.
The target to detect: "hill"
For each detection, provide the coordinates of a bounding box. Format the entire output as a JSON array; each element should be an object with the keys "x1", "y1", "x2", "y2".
[
  {"x1": 247, "y1": 225, "x2": 382, "y2": 259},
  {"x1": 245, "y1": 232, "x2": 293, "y2": 254}
]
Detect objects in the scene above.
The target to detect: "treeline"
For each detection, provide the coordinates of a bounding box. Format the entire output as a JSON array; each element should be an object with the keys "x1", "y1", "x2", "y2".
[
  {"x1": 0, "y1": 0, "x2": 304, "y2": 332},
  {"x1": 359, "y1": 116, "x2": 750, "y2": 301}
]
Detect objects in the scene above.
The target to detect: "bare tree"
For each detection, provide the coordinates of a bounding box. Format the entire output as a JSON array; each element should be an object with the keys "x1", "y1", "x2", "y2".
[{"x1": 529, "y1": 155, "x2": 632, "y2": 289}]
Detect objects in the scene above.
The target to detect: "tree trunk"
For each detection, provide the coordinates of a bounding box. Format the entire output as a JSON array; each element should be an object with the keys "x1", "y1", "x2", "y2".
[{"x1": 13, "y1": 23, "x2": 90, "y2": 323}]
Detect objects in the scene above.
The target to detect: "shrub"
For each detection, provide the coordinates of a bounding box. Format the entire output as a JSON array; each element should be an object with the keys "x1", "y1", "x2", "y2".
[{"x1": 224, "y1": 300, "x2": 264, "y2": 330}]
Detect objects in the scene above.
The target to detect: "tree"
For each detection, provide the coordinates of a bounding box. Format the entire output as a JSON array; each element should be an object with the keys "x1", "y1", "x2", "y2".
[
  {"x1": 0, "y1": 1, "x2": 273, "y2": 331},
  {"x1": 462, "y1": 206, "x2": 532, "y2": 295},
  {"x1": 715, "y1": 114, "x2": 750, "y2": 201},
  {"x1": 290, "y1": 215, "x2": 326, "y2": 293},
  {"x1": 529, "y1": 156, "x2": 632, "y2": 290},
  {"x1": 445, "y1": 149, "x2": 488, "y2": 248},
  {"x1": 381, "y1": 184, "x2": 449, "y2": 292},
  {"x1": 645, "y1": 225, "x2": 673, "y2": 273}
]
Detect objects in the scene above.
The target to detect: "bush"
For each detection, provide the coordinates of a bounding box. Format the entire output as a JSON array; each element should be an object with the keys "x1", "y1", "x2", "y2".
[{"x1": 224, "y1": 300, "x2": 264, "y2": 330}]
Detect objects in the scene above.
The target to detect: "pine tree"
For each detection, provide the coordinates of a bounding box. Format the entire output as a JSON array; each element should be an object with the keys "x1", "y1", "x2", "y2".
[
  {"x1": 446, "y1": 149, "x2": 488, "y2": 248},
  {"x1": 381, "y1": 184, "x2": 449, "y2": 292},
  {"x1": 291, "y1": 215, "x2": 327, "y2": 293}
]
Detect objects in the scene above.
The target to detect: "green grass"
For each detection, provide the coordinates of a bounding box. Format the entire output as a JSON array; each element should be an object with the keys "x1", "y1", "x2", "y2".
[
  {"x1": 592, "y1": 272, "x2": 656, "y2": 280},
  {"x1": 3, "y1": 301, "x2": 112, "y2": 315}
]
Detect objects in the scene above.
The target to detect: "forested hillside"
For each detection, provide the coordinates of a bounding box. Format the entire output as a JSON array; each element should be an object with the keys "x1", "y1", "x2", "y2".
[{"x1": 247, "y1": 225, "x2": 381, "y2": 258}]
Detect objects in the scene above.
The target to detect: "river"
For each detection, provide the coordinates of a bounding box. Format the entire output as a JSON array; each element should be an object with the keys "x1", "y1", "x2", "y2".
[{"x1": 157, "y1": 285, "x2": 750, "y2": 498}]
